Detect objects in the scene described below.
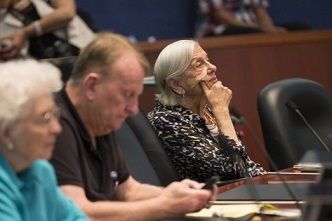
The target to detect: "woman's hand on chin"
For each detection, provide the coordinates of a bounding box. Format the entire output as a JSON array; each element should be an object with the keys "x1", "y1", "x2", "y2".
[{"x1": 200, "y1": 80, "x2": 232, "y2": 110}]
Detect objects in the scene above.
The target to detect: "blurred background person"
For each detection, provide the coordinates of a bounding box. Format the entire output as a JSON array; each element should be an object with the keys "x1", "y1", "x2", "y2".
[
  {"x1": 0, "y1": 0, "x2": 95, "y2": 61},
  {"x1": 0, "y1": 59, "x2": 89, "y2": 220},
  {"x1": 195, "y1": 0, "x2": 310, "y2": 37},
  {"x1": 148, "y1": 39, "x2": 266, "y2": 183}
]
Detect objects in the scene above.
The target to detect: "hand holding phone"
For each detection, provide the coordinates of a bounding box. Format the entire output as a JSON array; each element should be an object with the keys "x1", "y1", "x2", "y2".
[
  {"x1": 0, "y1": 39, "x2": 12, "y2": 49},
  {"x1": 202, "y1": 175, "x2": 220, "y2": 190}
]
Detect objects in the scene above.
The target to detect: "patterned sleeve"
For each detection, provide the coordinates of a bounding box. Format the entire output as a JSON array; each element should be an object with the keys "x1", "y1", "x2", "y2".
[
  {"x1": 251, "y1": 0, "x2": 269, "y2": 7},
  {"x1": 209, "y1": 0, "x2": 269, "y2": 9},
  {"x1": 219, "y1": 135, "x2": 266, "y2": 177}
]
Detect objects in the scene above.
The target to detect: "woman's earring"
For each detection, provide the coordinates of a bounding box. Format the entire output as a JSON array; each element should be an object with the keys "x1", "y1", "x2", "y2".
[
  {"x1": 6, "y1": 142, "x2": 14, "y2": 151},
  {"x1": 182, "y1": 93, "x2": 185, "y2": 104}
]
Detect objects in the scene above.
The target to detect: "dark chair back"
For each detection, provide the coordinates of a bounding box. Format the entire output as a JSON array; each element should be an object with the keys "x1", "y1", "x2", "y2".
[
  {"x1": 115, "y1": 107, "x2": 180, "y2": 186},
  {"x1": 257, "y1": 78, "x2": 332, "y2": 170},
  {"x1": 43, "y1": 56, "x2": 76, "y2": 83}
]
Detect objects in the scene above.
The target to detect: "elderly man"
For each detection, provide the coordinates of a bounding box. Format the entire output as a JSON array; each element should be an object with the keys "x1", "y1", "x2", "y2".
[{"x1": 50, "y1": 32, "x2": 215, "y2": 221}]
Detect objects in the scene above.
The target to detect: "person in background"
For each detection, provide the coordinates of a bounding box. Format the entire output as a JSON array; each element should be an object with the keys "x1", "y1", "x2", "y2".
[
  {"x1": 195, "y1": 0, "x2": 310, "y2": 37},
  {"x1": 0, "y1": 59, "x2": 89, "y2": 221},
  {"x1": 147, "y1": 39, "x2": 266, "y2": 183},
  {"x1": 0, "y1": 0, "x2": 95, "y2": 61},
  {"x1": 50, "y1": 32, "x2": 216, "y2": 221}
]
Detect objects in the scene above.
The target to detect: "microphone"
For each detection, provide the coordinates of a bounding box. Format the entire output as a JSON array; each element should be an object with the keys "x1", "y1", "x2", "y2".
[
  {"x1": 286, "y1": 100, "x2": 330, "y2": 152},
  {"x1": 230, "y1": 109, "x2": 244, "y2": 138},
  {"x1": 230, "y1": 107, "x2": 267, "y2": 158},
  {"x1": 229, "y1": 106, "x2": 303, "y2": 210},
  {"x1": 231, "y1": 115, "x2": 242, "y2": 125}
]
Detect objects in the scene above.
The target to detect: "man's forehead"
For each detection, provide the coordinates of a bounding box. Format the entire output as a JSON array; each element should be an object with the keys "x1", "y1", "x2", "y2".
[{"x1": 108, "y1": 64, "x2": 144, "y2": 86}]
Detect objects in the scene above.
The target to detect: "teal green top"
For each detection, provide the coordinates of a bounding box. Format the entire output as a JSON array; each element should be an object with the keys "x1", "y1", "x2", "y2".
[{"x1": 0, "y1": 154, "x2": 89, "y2": 221}]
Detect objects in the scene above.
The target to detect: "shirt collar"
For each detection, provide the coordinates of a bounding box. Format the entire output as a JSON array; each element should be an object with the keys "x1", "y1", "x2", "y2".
[
  {"x1": 57, "y1": 86, "x2": 103, "y2": 152},
  {"x1": 0, "y1": 154, "x2": 39, "y2": 189}
]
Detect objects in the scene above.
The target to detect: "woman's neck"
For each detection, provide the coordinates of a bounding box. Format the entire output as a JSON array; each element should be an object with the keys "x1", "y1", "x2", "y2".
[
  {"x1": 183, "y1": 95, "x2": 207, "y2": 117},
  {"x1": 1, "y1": 149, "x2": 30, "y2": 173}
]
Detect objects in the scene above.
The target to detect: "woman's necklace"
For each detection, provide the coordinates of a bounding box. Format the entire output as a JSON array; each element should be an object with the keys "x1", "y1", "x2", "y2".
[{"x1": 204, "y1": 108, "x2": 219, "y2": 137}]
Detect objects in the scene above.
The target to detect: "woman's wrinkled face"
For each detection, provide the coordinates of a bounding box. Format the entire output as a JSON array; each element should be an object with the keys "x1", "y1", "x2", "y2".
[
  {"x1": 180, "y1": 46, "x2": 217, "y2": 96},
  {"x1": 9, "y1": 94, "x2": 62, "y2": 163}
]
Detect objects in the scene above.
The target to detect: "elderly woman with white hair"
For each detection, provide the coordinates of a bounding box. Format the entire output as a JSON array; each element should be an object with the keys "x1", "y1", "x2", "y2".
[
  {"x1": 0, "y1": 59, "x2": 88, "y2": 220},
  {"x1": 148, "y1": 40, "x2": 266, "y2": 183}
]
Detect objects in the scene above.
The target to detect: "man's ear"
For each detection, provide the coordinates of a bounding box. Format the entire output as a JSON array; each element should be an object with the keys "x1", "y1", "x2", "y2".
[
  {"x1": 84, "y1": 73, "x2": 100, "y2": 100},
  {"x1": 167, "y1": 78, "x2": 185, "y2": 95}
]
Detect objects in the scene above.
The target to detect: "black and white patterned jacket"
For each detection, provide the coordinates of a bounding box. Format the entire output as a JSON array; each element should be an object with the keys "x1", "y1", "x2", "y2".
[{"x1": 147, "y1": 101, "x2": 266, "y2": 183}]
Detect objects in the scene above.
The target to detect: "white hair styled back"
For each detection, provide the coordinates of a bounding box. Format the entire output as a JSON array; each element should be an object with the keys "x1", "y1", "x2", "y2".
[
  {"x1": 154, "y1": 40, "x2": 198, "y2": 106},
  {"x1": 0, "y1": 59, "x2": 62, "y2": 129}
]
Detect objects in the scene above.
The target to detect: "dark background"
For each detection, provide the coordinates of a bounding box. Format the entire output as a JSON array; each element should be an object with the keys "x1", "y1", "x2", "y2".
[{"x1": 77, "y1": 0, "x2": 332, "y2": 41}]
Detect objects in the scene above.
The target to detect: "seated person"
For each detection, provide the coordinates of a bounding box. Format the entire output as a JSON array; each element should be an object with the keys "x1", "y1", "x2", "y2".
[
  {"x1": 147, "y1": 39, "x2": 266, "y2": 183},
  {"x1": 0, "y1": 59, "x2": 88, "y2": 220},
  {"x1": 49, "y1": 32, "x2": 216, "y2": 221},
  {"x1": 195, "y1": 0, "x2": 310, "y2": 37},
  {"x1": 0, "y1": 0, "x2": 95, "y2": 60}
]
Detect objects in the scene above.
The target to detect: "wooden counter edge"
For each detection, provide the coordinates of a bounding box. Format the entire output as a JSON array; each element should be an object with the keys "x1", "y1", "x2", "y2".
[{"x1": 137, "y1": 29, "x2": 332, "y2": 52}]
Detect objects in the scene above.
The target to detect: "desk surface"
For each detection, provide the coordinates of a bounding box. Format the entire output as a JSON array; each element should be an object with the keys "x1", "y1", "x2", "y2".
[
  {"x1": 179, "y1": 168, "x2": 318, "y2": 221},
  {"x1": 218, "y1": 168, "x2": 318, "y2": 194}
]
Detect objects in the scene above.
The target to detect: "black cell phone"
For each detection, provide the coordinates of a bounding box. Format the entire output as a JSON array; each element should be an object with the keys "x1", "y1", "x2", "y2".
[{"x1": 202, "y1": 175, "x2": 220, "y2": 190}]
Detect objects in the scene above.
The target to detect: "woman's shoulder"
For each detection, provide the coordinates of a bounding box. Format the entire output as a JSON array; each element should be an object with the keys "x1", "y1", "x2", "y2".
[{"x1": 147, "y1": 104, "x2": 187, "y2": 124}]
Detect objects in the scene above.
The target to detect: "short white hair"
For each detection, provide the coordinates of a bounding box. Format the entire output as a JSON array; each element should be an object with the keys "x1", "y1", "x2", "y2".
[
  {"x1": 154, "y1": 40, "x2": 198, "y2": 106},
  {"x1": 0, "y1": 59, "x2": 62, "y2": 129}
]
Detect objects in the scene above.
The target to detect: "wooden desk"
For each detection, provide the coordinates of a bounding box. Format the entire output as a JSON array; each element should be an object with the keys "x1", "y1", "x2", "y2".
[
  {"x1": 137, "y1": 29, "x2": 332, "y2": 170},
  {"x1": 218, "y1": 168, "x2": 318, "y2": 193},
  {"x1": 168, "y1": 168, "x2": 318, "y2": 221},
  {"x1": 214, "y1": 169, "x2": 318, "y2": 221},
  {"x1": 168, "y1": 170, "x2": 322, "y2": 221}
]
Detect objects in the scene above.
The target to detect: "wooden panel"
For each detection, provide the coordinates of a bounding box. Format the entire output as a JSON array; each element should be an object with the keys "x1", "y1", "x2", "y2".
[{"x1": 137, "y1": 30, "x2": 332, "y2": 170}]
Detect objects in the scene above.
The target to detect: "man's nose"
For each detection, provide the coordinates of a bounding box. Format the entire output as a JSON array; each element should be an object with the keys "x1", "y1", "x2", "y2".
[{"x1": 126, "y1": 99, "x2": 139, "y2": 115}]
